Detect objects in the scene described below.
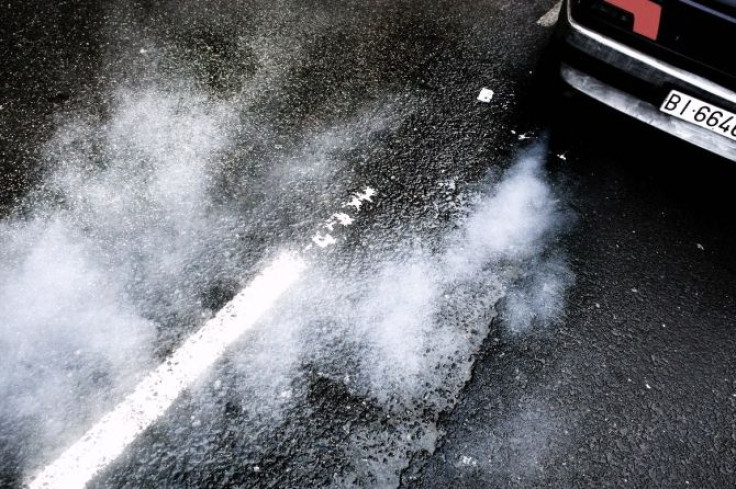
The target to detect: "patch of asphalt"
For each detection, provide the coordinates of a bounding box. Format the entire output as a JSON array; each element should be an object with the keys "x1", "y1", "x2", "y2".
[{"x1": 402, "y1": 95, "x2": 736, "y2": 488}]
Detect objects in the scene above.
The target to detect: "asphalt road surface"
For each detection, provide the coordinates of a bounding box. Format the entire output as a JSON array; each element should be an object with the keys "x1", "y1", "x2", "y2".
[{"x1": 1, "y1": 1, "x2": 734, "y2": 488}]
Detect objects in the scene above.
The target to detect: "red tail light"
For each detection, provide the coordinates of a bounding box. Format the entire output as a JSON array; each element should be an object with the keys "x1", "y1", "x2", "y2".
[{"x1": 603, "y1": 0, "x2": 662, "y2": 40}]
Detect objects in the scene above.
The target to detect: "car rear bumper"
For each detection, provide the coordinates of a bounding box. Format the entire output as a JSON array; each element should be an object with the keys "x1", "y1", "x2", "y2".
[{"x1": 557, "y1": 0, "x2": 736, "y2": 161}]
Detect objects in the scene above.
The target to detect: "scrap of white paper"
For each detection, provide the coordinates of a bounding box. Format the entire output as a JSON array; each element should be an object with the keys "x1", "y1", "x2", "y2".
[{"x1": 477, "y1": 88, "x2": 495, "y2": 103}]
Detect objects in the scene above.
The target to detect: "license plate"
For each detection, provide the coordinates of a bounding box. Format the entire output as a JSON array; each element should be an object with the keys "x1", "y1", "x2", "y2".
[{"x1": 660, "y1": 90, "x2": 736, "y2": 142}]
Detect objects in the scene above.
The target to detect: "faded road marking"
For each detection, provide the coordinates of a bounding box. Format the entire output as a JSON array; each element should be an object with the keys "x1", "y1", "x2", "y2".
[
  {"x1": 27, "y1": 253, "x2": 306, "y2": 489},
  {"x1": 310, "y1": 186, "x2": 377, "y2": 249},
  {"x1": 537, "y1": 1, "x2": 562, "y2": 27},
  {"x1": 312, "y1": 232, "x2": 338, "y2": 248},
  {"x1": 344, "y1": 187, "x2": 377, "y2": 211}
]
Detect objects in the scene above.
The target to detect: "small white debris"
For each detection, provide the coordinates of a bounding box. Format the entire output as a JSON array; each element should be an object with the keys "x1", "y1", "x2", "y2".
[
  {"x1": 518, "y1": 132, "x2": 534, "y2": 140},
  {"x1": 280, "y1": 389, "x2": 293, "y2": 399},
  {"x1": 344, "y1": 187, "x2": 376, "y2": 211},
  {"x1": 460, "y1": 456, "x2": 478, "y2": 467},
  {"x1": 595, "y1": 303, "x2": 601, "y2": 309},
  {"x1": 645, "y1": 383, "x2": 652, "y2": 390},
  {"x1": 557, "y1": 153, "x2": 567, "y2": 161},
  {"x1": 139, "y1": 48, "x2": 147, "y2": 55},
  {"x1": 477, "y1": 88, "x2": 495, "y2": 103},
  {"x1": 191, "y1": 419, "x2": 201, "y2": 428},
  {"x1": 312, "y1": 233, "x2": 337, "y2": 248},
  {"x1": 253, "y1": 466, "x2": 261, "y2": 473},
  {"x1": 631, "y1": 288, "x2": 638, "y2": 293},
  {"x1": 696, "y1": 243, "x2": 705, "y2": 251},
  {"x1": 213, "y1": 379, "x2": 222, "y2": 390}
]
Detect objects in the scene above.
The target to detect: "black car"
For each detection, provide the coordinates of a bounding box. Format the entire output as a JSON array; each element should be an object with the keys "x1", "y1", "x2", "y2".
[{"x1": 554, "y1": 0, "x2": 736, "y2": 161}]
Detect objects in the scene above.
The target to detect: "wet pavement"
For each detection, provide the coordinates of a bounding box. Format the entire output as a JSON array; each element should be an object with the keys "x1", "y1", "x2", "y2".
[{"x1": 0, "y1": 0, "x2": 734, "y2": 488}]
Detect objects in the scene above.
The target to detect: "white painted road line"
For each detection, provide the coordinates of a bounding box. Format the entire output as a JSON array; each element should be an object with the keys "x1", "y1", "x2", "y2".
[
  {"x1": 27, "y1": 253, "x2": 307, "y2": 489},
  {"x1": 537, "y1": 0, "x2": 562, "y2": 27}
]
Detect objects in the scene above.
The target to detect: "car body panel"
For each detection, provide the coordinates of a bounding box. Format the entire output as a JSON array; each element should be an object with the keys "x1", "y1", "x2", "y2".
[{"x1": 557, "y1": 0, "x2": 736, "y2": 161}]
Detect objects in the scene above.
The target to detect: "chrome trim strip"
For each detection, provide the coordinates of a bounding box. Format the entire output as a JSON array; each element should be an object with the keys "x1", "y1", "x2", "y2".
[
  {"x1": 565, "y1": 0, "x2": 736, "y2": 106},
  {"x1": 678, "y1": 0, "x2": 736, "y2": 22},
  {"x1": 561, "y1": 64, "x2": 736, "y2": 161}
]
